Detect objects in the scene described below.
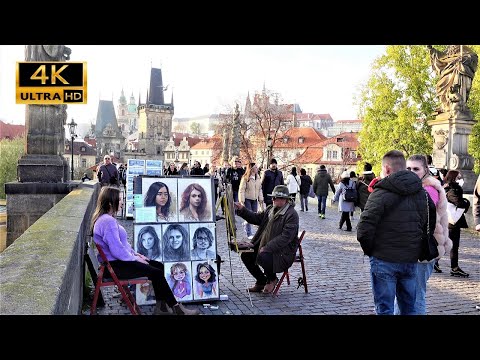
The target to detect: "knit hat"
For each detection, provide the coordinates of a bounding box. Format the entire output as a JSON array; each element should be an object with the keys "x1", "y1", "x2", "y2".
[
  {"x1": 341, "y1": 171, "x2": 350, "y2": 179},
  {"x1": 270, "y1": 158, "x2": 277, "y2": 164}
]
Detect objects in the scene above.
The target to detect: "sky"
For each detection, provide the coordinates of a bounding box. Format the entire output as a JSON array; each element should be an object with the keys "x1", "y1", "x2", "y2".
[{"x1": 0, "y1": 45, "x2": 386, "y2": 129}]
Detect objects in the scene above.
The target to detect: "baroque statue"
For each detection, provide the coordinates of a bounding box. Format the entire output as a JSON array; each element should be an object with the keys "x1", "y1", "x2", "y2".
[{"x1": 427, "y1": 45, "x2": 478, "y2": 115}]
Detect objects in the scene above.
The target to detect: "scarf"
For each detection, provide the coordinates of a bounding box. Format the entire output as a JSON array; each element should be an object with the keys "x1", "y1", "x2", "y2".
[{"x1": 258, "y1": 202, "x2": 291, "y2": 250}]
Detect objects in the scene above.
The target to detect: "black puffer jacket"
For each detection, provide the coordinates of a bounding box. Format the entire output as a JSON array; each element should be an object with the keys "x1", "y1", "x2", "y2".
[{"x1": 357, "y1": 170, "x2": 434, "y2": 263}]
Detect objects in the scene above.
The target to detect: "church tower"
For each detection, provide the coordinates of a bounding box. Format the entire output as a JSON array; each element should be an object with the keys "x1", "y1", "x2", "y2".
[{"x1": 137, "y1": 67, "x2": 174, "y2": 158}]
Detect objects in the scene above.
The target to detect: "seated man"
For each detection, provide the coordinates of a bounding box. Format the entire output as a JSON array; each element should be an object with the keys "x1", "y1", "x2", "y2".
[{"x1": 234, "y1": 185, "x2": 299, "y2": 293}]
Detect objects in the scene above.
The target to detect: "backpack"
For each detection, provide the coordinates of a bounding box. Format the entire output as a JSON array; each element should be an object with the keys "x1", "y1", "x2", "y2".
[{"x1": 342, "y1": 185, "x2": 357, "y2": 202}]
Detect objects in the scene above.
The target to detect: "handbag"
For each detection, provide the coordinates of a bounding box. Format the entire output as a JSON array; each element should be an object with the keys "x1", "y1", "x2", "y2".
[
  {"x1": 419, "y1": 191, "x2": 439, "y2": 262},
  {"x1": 308, "y1": 185, "x2": 315, "y2": 198},
  {"x1": 446, "y1": 202, "x2": 465, "y2": 225}
]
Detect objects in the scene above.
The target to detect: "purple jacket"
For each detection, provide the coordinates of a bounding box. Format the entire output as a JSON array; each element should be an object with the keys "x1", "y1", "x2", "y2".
[{"x1": 93, "y1": 214, "x2": 136, "y2": 262}]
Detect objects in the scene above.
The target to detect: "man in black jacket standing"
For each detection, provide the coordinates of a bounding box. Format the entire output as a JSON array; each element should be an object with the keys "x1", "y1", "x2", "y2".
[
  {"x1": 261, "y1": 158, "x2": 284, "y2": 207},
  {"x1": 357, "y1": 150, "x2": 435, "y2": 315}
]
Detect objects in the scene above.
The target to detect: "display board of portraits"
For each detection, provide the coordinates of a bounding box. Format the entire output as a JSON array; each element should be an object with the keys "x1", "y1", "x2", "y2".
[
  {"x1": 133, "y1": 176, "x2": 218, "y2": 304},
  {"x1": 125, "y1": 159, "x2": 163, "y2": 218}
]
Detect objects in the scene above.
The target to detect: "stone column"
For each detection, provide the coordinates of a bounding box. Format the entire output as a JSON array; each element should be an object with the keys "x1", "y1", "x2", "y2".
[
  {"x1": 428, "y1": 112, "x2": 477, "y2": 193},
  {"x1": 17, "y1": 104, "x2": 69, "y2": 182}
]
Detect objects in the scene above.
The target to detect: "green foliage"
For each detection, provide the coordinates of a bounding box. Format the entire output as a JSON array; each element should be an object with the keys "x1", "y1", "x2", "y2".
[
  {"x1": 357, "y1": 45, "x2": 480, "y2": 173},
  {"x1": 0, "y1": 137, "x2": 25, "y2": 199},
  {"x1": 190, "y1": 122, "x2": 201, "y2": 135}
]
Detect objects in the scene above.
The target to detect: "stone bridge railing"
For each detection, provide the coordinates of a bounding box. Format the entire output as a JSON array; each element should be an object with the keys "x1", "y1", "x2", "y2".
[{"x1": 0, "y1": 183, "x2": 99, "y2": 315}]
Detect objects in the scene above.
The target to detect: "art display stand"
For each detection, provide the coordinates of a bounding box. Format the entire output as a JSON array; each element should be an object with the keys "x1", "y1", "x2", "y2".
[{"x1": 216, "y1": 184, "x2": 254, "y2": 307}]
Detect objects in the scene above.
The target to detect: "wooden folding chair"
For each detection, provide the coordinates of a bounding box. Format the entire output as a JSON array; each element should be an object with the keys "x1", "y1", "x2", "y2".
[
  {"x1": 272, "y1": 230, "x2": 308, "y2": 297},
  {"x1": 90, "y1": 243, "x2": 149, "y2": 315}
]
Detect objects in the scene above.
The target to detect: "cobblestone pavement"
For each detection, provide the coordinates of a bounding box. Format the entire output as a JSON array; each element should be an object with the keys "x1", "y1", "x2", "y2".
[{"x1": 89, "y1": 198, "x2": 480, "y2": 316}]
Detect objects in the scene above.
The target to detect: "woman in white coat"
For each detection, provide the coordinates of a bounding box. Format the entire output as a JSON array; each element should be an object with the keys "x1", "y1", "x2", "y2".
[{"x1": 285, "y1": 166, "x2": 301, "y2": 206}]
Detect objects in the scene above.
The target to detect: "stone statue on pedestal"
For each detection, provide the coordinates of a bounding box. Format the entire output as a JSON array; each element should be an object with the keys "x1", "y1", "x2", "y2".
[
  {"x1": 427, "y1": 45, "x2": 478, "y2": 193},
  {"x1": 18, "y1": 45, "x2": 72, "y2": 182}
]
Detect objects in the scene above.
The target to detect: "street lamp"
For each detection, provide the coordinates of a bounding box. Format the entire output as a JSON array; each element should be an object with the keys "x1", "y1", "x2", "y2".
[
  {"x1": 68, "y1": 118, "x2": 77, "y2": 181},
  {"x1": 189, "y1": 151, "x2": 192, "y2": 167},
  {"x1": 266, "y1": 136, "x2": 273, "y2": 167}
]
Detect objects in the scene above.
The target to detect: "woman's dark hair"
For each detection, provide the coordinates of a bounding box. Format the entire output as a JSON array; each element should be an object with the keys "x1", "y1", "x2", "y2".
[
  {"x1": 192, "y1": 227, "x2": 214, "y2": 248},
  {"x1": 444, "y1": 170, "x2": 460, "y2": 184},
  {"x1": 290, "y1": 166, "x2": 297, "y2": 177},
  {"x1": 300, "y1": 168, "x2": 306, "y2": 176},
  {"x1": 180, "y1": 183, "x2": 207, "y2": 214},
  {"x1": 350, "y1": 171, "x2": 357, "y2": 178},
  {"x1": 163, "y1": 224, "x2": 190, "y2": 261},
  {"x1": 194, "y1": 262, "x2": 216, "y2": 284},
  {"x1": 136, "y1": 225, "x2": 161, "y2": 259},
  {"x1": 144, "y1": 182, "x2": 171, "y2": 218},
  {"x1": 341, "y1": 177, "x2": 350, "y2": 186}
]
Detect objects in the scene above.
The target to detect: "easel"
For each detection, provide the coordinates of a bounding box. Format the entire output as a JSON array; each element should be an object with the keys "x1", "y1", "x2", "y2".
[{"x1": 216, "y1": 184, "x2": 254, "y2": 307}]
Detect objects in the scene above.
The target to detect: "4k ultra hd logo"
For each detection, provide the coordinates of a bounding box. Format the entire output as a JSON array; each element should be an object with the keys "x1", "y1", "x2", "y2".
[{"x1": 16, "y1": 61, "x2": 87, "y2": 104}]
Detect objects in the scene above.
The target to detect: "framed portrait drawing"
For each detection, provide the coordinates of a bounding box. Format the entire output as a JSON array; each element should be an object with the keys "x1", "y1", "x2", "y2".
[
  {"x1": 192, "y1": 260, "x2": 219, "y2": 301},
  {"x1": 162, "y1": 223, "x2": 191, "y2": 262},
  {"x1": 164, "y1": 261, "x2": 194, "y2": 302},
  {"x1": 135, "y1": 281, "x2": 156, "y2": 306},
  {"x1": 141, "y1": 177, "x2": 178, "y2": 223},
  {"x1": 177, "y1": 178, "x2": 214, "y2": 222},
  {"x1": 189, "y1": 223, "x2": 216, "y2": 261},
  {"x1": 134, "y1": 224, "x2": 163, "y2": 261}
]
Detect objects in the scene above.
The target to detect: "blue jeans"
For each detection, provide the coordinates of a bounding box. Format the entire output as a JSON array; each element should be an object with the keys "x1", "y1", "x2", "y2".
[
  {"x1": 317, "y1": 195, "x2": 327, "y2": 215},
  {"x1": 369, "y1": 256, "x2": 418, "y2": 315},
  {"x1": 394, "y1": 261, "x2": 434, "y2": 315},
  {"x1": 243, "y1": 199, "x2": 258, "y2": 237}
]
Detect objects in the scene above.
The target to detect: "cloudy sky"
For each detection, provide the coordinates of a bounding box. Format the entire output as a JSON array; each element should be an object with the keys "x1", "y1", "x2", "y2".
[{"x1": 0, "y1": 45, "x2": 386, "y2": 127}]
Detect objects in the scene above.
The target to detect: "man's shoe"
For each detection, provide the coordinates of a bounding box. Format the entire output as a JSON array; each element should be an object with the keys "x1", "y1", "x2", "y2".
[
  {"x1": 344, "y1": 228, "x2": 352, "y2": 232},
  {"x1": 434, "y1": 263, "x2": 442, "y2": 273},
  {"x1": 450, "y1": 267, "x2": 469, "y2": 277},
  {"x1": 172, "y1": 303, "x2": 201, "y2": 315},
  {"x1": 248, "y1": 283, "x2": 266, "y2": 292},
  {"x1": 263, "y1": 278, "x2": 279, "y2": 294}
]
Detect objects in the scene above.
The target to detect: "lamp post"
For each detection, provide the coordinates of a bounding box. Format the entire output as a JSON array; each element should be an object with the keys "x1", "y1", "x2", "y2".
[
  {"x1": 189, "y1": 151, "x2": 192, "y2": 167},
  {"x1": 266, "y1": 136, "x2": 273, "y2": 167},
  {"x1": 68, "y1": 118, "x2": 77, "y2": 181}
]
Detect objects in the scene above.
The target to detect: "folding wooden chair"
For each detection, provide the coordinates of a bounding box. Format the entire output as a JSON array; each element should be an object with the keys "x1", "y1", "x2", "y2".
[
  {"x1": 90, "y1": 243, "x2": 149, "y2": 315},
  {"x1": 272, "y1": 230, "x2": 308, "y2": 297}
]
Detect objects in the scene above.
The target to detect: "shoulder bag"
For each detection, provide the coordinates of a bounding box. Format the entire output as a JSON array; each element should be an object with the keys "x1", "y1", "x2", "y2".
[{"x1": 446, "y1": 202, "x2": 465, "y2": 225}]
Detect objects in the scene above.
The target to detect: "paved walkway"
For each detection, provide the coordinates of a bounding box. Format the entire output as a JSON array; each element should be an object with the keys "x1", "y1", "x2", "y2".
[{"x1": 91, "y1": 198, "x2": 480, "y2": 315}]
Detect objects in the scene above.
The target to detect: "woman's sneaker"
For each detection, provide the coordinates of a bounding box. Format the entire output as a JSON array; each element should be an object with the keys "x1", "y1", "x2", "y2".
[
  {"x1": 434, "y1": 263, "x2": 442, "y2": 273},
  {"x1": 450, "y1": 267, "x2": 469, "y2": 277}
]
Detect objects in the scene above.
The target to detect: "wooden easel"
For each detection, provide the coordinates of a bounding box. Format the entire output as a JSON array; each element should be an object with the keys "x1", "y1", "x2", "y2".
[{"x1": 216, "y1": 184, "x2": 254, "y2": 307}]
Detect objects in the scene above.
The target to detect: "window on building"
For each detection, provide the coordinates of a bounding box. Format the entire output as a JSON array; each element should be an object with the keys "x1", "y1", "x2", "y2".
[
  {"x1": 327, "y1": 150, "x2": 331, "y2": 159},
  {"x1": 81, "y1": 159, "x2": 86, "y2": 167},
  {"x1": 337, "y1": 137, "x2": 344, "y2": 142},
  {"x1": 298, "y1": 137, "x2": 304, "y2": 144},
  {"x1": 332, "y1": 151, "x2": 338, "y2": 159},
  {"x1": 80, "y1": 146, "x2": 86, "y2": 152},
  {"x1": 350, "y1": 151, "x2": 356, "y2": 159},
  {"x1": 283, "y1": 136, "x2": 289, "y2": 143}
]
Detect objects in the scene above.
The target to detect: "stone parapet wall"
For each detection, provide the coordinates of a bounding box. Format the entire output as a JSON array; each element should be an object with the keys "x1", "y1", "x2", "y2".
[{"x1": 0, "y1": 184, "x2": 99, "y2": 314}]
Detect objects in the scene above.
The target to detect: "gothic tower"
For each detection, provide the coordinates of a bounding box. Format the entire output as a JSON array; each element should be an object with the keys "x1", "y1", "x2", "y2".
[{"x1": 137, "y1": 67, "x2": 174, "y2": 158}]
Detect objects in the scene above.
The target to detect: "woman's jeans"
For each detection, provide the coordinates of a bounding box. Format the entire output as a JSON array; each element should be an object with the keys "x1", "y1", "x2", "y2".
[
  {"x1": 369, "y1": 256, "x2": 418, "y2": 315},
  {"x1": 243, "y1": 199, "x2": 258, "y2": 237},
  {"x1": 394, "y1": 261, "x2": 434, "y2": 315}
]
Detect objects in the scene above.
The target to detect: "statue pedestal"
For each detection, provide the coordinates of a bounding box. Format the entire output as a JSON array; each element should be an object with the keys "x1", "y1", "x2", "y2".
[
  {"x1": 428, "y1": 113, "x2": 477, "y2": 193},
  {"x1": 18, "y1": 155, "x2": 69, "y2": 183}
]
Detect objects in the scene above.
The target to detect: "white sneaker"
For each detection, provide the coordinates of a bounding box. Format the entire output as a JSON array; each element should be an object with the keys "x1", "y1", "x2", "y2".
[{"x1": 247, "y1": 235, "x2": 254, "y2": 240}]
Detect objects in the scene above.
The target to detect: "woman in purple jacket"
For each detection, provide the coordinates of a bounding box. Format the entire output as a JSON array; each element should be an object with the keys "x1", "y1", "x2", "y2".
[{"x1": 91, "y1": 186, "x2": 199, "y2": 315}]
